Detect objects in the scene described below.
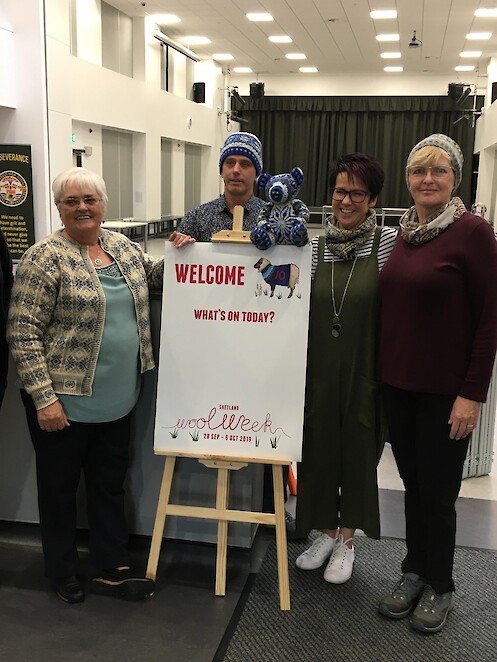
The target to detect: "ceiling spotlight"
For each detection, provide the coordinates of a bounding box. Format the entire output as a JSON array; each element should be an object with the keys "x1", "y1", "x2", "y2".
[
  {"x1": 409, "y1": 30, "x2": 422, "y2": 48},
  {"x1": 370, "y1": 10, "x2": 397, "y2": 19},
  {"x1": 376, "y1": 34, "x2": 400, "y2": 42}
]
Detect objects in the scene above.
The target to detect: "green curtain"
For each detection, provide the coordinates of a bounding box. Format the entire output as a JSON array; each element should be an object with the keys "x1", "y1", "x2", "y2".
[{"x1": 236, "y1": 96, "x2": 480, "y2": 210}]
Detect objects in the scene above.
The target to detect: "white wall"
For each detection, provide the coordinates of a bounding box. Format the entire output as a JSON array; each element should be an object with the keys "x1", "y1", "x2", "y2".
[
  {"x1": 473, "y1": 57, "x2": 497, "y2": 223},
  {"x1": 45, "y1": 0, "x2": 230, "y2": 220},
  {"x1": 0, "y1": 1, "x2": 51, "y2": 241},
  {"x1": 229, "y1": 73, "x2": 484, "y2": 97}
]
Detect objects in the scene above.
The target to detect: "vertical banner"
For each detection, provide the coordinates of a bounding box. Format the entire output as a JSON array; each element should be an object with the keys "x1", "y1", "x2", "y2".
[
  {"x1": 154, "y1": 242, "x2": 312, "y2": 461},
  {"x1": 0, "y1": 145, "x2": 35, "y2": 259}
]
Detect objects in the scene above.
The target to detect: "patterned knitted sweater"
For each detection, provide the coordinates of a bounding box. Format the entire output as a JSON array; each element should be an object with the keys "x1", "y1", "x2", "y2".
[{"x1": 7, "y1": 229, "x2": 163, "y2": 410}]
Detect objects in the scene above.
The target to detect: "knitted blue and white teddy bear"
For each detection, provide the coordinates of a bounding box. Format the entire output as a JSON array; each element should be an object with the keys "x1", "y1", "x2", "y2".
[{"x1": 250, "y1": 167, "x2": 310, "y2": 250}]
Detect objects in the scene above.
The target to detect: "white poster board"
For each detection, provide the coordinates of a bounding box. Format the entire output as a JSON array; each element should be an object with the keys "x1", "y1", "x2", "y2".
[{"x1": 154, "y1": 242, "x2": 311, "y2": 461}]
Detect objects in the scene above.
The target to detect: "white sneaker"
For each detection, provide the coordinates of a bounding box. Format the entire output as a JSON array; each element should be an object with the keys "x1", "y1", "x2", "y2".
[
  {"x1": 295, "y1": 533, "x2": 337, "y2": 570},
  {"x1": 323, "y1": 535, "x2": 355, "y2": 584}
]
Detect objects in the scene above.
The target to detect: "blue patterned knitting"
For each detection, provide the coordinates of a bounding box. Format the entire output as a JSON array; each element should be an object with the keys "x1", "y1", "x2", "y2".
[{"x1": 251, "y1": 167, "x2": 309, "y2": 250}]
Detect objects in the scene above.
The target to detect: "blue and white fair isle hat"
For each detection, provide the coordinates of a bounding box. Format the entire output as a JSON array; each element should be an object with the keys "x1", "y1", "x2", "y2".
[
  {"x1": 407, "y1": 133, "x2": 464, "y2": 190},
  {"x1": 219, "y1": 132, "x2": 263, "y2": 176}
]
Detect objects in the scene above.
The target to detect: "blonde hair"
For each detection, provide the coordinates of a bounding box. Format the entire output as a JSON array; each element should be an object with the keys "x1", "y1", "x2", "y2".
[
  {"x1": 52, "y1": 167, "x2": 108, "y2": 209},
  {"x1": 407, "y1": 146, "x2": 451, "y2": 169}
]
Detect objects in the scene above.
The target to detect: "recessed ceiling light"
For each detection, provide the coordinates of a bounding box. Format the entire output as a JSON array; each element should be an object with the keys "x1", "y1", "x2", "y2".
[
  {"x1": 151, "y1": 14, "x2": 181, "y2": 25},
  {"x1": 460, "y1": 51, "x2": 482, "y2": 58},
  {"x1": 212, "y1": 54, "x2": 234, "y2": 61},
  {"x1": 475, "y1": 8, "x2": 497, "y2": 17},
  {"x1": 246, "y1": 12, "x2": 274, "y2": 21},
  {"x1": 269, "y1": 35, "x2": 293, "y2": 43},
  {"x1": 179, "y1": 36, "x2": 211, "y2": 45},
  {"x1": 299, "y1": 67, "x2": 318, "y2": 73},
  {"x1": 384, "y1": 66, "x2": 403, "y2": 72},
  {"x1": 370, "y1": 10, "x2": 397, "y2": 19},
  {"x1": 455, "y1": 65, "x2": 475, "y2": 71},
  {"x1": 376, "y1": 34, "x2": 400, "y2": 42},
  {"x1": 380, "y1": 52, "x2": 401, "y2": 59},
  {"x1": 233, "y1": 67, "x2": 253, "y2": 73},
  {"x1": 466, "y1": 32, "x2": 492, "y2": 40},
  {"x1": 285, "y1": 53, "x2": 306, "y2": 60}
]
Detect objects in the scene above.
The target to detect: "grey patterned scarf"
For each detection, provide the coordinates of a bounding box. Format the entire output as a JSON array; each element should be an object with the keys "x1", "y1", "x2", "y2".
[
  {"x1": 325, "y1": 208, "x2": 377, "y2": 260},
  {"x1": 399, "y1": 197, "x2": 466, "y2": 245}
]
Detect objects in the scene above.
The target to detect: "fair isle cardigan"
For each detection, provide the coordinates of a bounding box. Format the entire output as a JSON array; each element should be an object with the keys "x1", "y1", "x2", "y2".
[{"x1": 7, "y1": 229, "x2": 163, "y2": 410}]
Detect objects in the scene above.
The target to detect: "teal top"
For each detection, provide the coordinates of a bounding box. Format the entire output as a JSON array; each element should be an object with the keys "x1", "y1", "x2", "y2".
[{"x1": 58, "y1": 262, "x2": 140, "y2": 423}]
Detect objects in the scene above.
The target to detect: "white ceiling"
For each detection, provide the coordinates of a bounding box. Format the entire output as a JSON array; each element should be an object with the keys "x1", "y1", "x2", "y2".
[{"x1": 107, "y1": 0, "x2": 497, "y2": 84}]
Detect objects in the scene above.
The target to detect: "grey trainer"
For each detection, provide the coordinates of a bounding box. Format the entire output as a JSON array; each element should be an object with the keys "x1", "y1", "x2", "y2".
[
  {"x1": 410, "y1": 586, "x2": 453, "y2": 634},
  {"x1": 378, "y1": 573, "x2": 425, "y2": 619}
]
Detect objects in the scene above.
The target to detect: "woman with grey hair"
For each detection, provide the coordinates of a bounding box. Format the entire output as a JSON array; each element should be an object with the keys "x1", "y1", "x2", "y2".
[
  {"x1": 8, "y1": 167, "x2": 163, "y2": 604},
  {"x1": 378, "y1": 135, "x2": 497, "y2": 633}
]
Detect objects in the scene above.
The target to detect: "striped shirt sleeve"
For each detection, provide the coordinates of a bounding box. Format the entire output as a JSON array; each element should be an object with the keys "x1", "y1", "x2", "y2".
[{"x1": 311, "y1": 226, "x2": 397, "y2": 277}]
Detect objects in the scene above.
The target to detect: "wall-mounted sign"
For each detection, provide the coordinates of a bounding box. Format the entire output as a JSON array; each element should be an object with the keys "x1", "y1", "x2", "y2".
[{"x1": 0, "y1": 144, "x2": 35, "y2": 259}]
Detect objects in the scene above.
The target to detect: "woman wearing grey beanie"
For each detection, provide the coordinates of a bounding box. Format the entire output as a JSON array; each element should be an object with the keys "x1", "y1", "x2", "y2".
[{"x1": 378, "y1": 134, "x2": 497, "y2": 633}]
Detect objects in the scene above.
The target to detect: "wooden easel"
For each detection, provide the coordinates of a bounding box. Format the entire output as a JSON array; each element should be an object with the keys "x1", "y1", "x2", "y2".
[
  {"x1": 147, "y1": 206, "x2": 291, "y2": 609},
  {"x1": 211, "y1": 204, "x2": 251, "y2": 243},
  {"x1": 146, "y1": 452, "x2": 291, "y2": 610}
]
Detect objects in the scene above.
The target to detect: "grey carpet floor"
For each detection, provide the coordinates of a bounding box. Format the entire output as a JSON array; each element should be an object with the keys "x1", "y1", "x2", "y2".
[{"x1": 221, "y1": 534, "x2": 497, "y2": 662}]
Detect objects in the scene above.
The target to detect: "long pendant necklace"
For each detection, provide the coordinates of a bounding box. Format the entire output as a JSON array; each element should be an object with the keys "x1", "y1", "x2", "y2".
[{"x1": 331, "y1": 256, "x2": 358, "y2": 338}]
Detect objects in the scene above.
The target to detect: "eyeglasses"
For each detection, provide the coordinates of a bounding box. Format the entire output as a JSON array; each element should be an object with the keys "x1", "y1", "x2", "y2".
[
  {"x1": 332, "y1": 188, "x2": 370, "y2": 203},
  {"x1": 407, "y1": 166, "x2": 453, "y2": 179},
  {"x1": 59, "y1": 196, "x2": 101, "y2": 207}
]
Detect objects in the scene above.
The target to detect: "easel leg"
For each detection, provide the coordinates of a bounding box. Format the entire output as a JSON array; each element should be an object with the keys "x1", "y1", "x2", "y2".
[
  {"x1": 215, "y1": 467, "x2": 229, "y2": 596},
  {"x1": 272, "y1": 463, "x2": 290, "y2": 610},
  {"x1": 146, "y1": 455, "x2": 176, "y2": 580}
]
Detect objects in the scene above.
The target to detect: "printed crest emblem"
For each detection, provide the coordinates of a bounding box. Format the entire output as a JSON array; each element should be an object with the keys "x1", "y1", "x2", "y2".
[{"x1": 0, "y1": 170, "x2": 28, "y2": 207}]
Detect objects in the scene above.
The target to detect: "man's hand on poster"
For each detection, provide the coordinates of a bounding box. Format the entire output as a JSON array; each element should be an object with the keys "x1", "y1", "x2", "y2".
[{"x1": 169, "y1": 232, "x2": 196, "y2": 248}]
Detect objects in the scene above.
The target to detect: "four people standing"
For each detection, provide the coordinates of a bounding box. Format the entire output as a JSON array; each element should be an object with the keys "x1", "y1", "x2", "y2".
[
  {"x1": 378, "y1": 134, "x2": 497, "y2": 633},
  {"x1": 295, "y1": 153, "x2": 396, "y2": 583},
  {"x1": 2, "y1": 133, "x2": 497, "y2": 630}
]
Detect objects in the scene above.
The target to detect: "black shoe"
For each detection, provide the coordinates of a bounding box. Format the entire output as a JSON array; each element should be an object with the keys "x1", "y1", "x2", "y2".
[
  {"x1": 285, "y1": 511, "x2": 306, "y2": 541},
  {"x1": 91, "y1": 568, "x2": 155, "y2": 601},
  {"x1": 53, "y1": 575, "x2": 85, "y2": 604}
]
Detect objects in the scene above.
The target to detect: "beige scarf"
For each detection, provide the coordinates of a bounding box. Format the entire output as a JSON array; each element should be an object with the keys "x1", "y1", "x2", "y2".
[{"x1": 399, "y1": 197, "x2": 466, "y2": 245}]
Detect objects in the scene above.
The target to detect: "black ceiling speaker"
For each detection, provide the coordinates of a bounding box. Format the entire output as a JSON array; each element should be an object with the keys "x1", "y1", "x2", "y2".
[
  {"x1": 250, "y1": 82, "x2": 265, "y2": 99},
  {"x1": 447, "y1": 83, "x2": 464, "y2": 101}
]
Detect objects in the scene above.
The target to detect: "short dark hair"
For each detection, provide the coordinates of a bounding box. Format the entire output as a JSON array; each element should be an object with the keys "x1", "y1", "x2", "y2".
[{"x1": 328, "y1": 153, "x2": 385, "y2": 199}]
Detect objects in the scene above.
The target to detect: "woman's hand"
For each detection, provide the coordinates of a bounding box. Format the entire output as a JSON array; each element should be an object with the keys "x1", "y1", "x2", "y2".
[
  {"x1": 448, "y1": 396, "x2": 481, "y2": 440},
  {"x1": 37, "y1": 401, "x2": 70, "y2": 432},
  {"x1": 168, "y1": 231, "x2": 195, "y2": 248}
]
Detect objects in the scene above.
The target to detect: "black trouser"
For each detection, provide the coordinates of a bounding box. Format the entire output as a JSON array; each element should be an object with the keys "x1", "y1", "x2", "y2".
[
  {"x1": 262, "y1": 464, "x2": 289, "y2": 512},
  {"x1": 383, "y1": 385, "x2": 470, "y2": 594},
  {"x1": 21, "y1": 390, "x2": 131, "y2": 578}
]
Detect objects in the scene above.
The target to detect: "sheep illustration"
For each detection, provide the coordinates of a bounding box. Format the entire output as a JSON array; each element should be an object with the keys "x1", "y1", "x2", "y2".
[{"x1": 254, "y1": 258, "x2": 300, "y2": 298}]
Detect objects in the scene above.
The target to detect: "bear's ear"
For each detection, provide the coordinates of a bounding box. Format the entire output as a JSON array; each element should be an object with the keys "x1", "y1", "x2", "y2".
[
  {"x1": 257, "y1": 173, "x2": 271, "y2": 190},
  {"x1": 291, "y1": 167, "x2": 304, "y2": 186}
]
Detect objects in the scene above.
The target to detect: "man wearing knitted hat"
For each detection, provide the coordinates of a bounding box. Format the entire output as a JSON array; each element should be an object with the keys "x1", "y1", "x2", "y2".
[
  {"x1": 170, "y1": 132, "x2": 265, "y2": 246},
  {"x1": 378, "y1": 133, "x2": 497, "y2": 634}
]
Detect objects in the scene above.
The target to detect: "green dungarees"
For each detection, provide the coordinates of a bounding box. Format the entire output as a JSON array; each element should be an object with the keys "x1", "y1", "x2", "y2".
[{"x1": 296, "y1": 229, "x2": 385, "y2": 539}]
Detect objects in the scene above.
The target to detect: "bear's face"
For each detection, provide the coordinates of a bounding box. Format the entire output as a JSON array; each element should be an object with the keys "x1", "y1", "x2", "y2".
[{"x1": 265, "y1": 174, "x2": 299, "y2": 204}]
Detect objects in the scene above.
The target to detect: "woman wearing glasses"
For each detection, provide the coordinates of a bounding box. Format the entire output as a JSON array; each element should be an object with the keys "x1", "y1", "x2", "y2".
[
  {"x1": 378, "y1": 134, "x2": 497, "y2": 633},
  {"x1": 7, "y1": 168, "x2": 163, "y2": 604},
  {"x1": 295, "y1": 153, "x2": 396, "y2": 583}
]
